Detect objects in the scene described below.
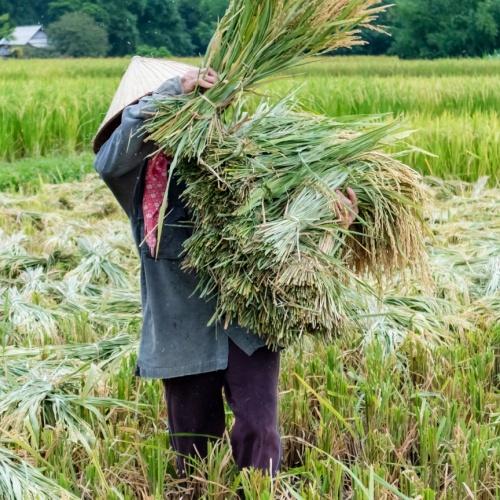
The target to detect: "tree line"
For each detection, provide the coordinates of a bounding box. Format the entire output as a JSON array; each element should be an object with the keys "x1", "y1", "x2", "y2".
[{"x1": 1, "y1": 0, "x2": 499, "y2": 59}]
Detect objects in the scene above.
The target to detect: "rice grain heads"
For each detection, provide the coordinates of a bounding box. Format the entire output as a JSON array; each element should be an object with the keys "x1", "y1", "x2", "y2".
[{"x1": 146, "y1": 0, "x2": 429, "y2": 347}]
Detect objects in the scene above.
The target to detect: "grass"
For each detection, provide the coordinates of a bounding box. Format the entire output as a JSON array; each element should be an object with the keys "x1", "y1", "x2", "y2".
[
  {"x1": 0, "y1": 153, "x2": 93, "y2": 192},
  {"x1": 0, "y1": 174, "x2": 497, "y2": 498},
  {"x1": 1, "y1": 56, "x2": 499, "y2": 182}
]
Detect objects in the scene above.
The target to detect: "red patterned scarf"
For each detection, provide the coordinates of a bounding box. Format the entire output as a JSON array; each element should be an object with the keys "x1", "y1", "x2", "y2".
[{"x1": 142, "y1": 151, "x2": 171, "y2": 257}]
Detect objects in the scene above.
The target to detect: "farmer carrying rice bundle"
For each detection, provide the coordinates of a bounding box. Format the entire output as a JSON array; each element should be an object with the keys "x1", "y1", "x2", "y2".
[
  {"x1": 93, "y1": 0, "x2": 427, "y2": 479},
  {"x1": 93, "y1": 58, "x2": 358, "y2": 476}
]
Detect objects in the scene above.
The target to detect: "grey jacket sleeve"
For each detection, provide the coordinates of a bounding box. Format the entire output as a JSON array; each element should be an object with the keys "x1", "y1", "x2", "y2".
[{"x1": 94, "y1": 76, "x2": 183, "y2": 180}]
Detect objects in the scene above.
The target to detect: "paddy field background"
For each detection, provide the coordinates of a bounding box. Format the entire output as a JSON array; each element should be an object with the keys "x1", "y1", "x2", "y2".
[
  {"x1": 0, "y1": 56, "x2": 498, "y2": 498},
  {"x1": 1, "y1": 56, "x2": 499, "y2": 184}
]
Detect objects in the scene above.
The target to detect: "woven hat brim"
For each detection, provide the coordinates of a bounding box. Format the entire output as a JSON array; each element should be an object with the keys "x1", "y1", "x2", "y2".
[{"x1": 92, "y1": 56, "x2": 197, "y2": 154}]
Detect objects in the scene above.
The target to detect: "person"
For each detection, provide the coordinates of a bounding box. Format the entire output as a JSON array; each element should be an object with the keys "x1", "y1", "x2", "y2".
[{"x1": 93, "y1": 57, "x2": 358, "y2": 479}]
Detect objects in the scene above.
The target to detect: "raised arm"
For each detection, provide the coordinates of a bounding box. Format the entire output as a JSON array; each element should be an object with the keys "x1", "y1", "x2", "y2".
[{"x1": 94, "y1": 76, "x2": 183, "y2": 180}]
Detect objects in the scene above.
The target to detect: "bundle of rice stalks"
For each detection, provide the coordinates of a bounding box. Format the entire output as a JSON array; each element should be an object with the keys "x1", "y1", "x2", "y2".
[
  {"x1": 64, "y1": 237, "x2": 130, "y2": 288},
  {"x1": 0, "y1": 231, "x2": 49, "y2": 276},
  {"x1": 180, "y1": 103, "x2": 428, "y2": 346},
  {"x1": 148, "y1": 0, "x2": 387, "y2": 157},
  {"x1": 146, "y1": 0, "x2": 429, "y2": 347},
  {"x1": 0, "y1": 287, "x2": 59, "y2": 340},
  {"x1": 1, "y1": 333, "x2": 135, "y2": 366},
  {"x1": 0, "y1": 445, "x2": 78, "y2": 500},
  {"x1": 0, "y1": 364, "x2": 137, "y2": 452}
]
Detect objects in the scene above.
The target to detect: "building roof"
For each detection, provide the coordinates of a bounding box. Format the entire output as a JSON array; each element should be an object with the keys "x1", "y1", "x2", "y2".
[{"x1": 0, "y1": 25, "x2": 45, "y2": 46}]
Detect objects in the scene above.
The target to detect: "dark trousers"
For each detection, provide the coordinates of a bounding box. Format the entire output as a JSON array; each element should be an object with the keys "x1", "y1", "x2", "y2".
[{"x1": 162, "y1": 338, "x2": 281, "y2": 476}]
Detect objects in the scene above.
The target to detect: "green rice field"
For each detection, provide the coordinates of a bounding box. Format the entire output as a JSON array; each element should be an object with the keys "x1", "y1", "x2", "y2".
[
  {"x1": 1, "y1": 56, "x2": 499, "y2": 182},
  {"x1": 0, "y1": 56, "x2": 498, "y2": 498}
]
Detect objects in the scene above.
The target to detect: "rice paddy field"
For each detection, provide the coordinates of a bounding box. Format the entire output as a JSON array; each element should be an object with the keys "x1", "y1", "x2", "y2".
[
  {"x1": 1, "y1": 56, "x2": 499, "y2": 182},
  {"x1": 0, "y1": 56, "x2": 498, "y2": 499}
]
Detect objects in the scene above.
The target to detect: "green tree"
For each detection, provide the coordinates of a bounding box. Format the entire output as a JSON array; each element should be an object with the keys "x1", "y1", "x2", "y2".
[
  {"x1": 47, "y1": 11, "x2": 110, "y2": 56},
  {"x1": 391, "y1": 0, "x2": 500, "y2": 58},
  {"x1": 178, "y1": 0, "x2": 227, "y2": 54},
  {"x1": 0, "y1": 13, "x2": 11, "y2": 39},
  {"x1": 196, "y1": 0, "x2": 228, "y2": 51},
  {"x1": 48, "y1": 0, "x2": 142, "y2": 56},
  {"x1": 136, "y1": 44, "x2": 171, "y2": 58},
  {"x1": 136, "y1": 0, "x2": 193, "y2": 56},
  {"x1": 1, "y1": 0, "x2": 226, "y2": 57},
  {"x1": 0, "y1": 0, "x2": 51, "y2": 25}
]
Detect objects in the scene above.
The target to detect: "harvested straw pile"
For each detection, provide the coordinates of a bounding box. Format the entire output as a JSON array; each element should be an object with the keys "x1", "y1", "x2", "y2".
[{"x1": 146, "y1": 0, "x2": 429, "y2": 348}]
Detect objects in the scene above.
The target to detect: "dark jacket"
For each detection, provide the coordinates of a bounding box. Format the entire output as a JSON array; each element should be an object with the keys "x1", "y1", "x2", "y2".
[{"x1": 94, "y1": 76, "x2": 266, "y2": 379}]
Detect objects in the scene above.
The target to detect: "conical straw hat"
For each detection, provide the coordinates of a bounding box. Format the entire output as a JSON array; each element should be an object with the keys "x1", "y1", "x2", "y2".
[{"x1": 93, "y1": 56, "x2": 197, "y2": 153}]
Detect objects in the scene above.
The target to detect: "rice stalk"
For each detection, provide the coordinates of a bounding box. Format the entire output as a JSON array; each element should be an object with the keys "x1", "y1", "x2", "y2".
[
  {"x1": 0, "y1": 287, "x2": 59, "y2": 340},
  {"x1": 64, "y1": 237, "x2": 130, "y2": 288},
  {"x1": 0, "y1": 333, "x2": 135, "y2": 365},
  {"x1": 52, "y1": 279, "x2": 141, "y2": 324},
  {"x1": 0, "y1": 445, "x2": 78, "y2": 500},
  {"x1": 147, "y1": 0, "x2": 388, "y2": 159},
  {"x1": 0, "y1": 365, "x2": 138, "y2": 452}
]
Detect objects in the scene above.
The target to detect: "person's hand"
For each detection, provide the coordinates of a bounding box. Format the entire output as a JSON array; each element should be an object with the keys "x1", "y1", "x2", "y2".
[
  {"x1": 180, "y1": 68, "x2": 219, "y2": 94},
  {"x1": 334, "y1": 187, "x2": 359, "y2": 229}
]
